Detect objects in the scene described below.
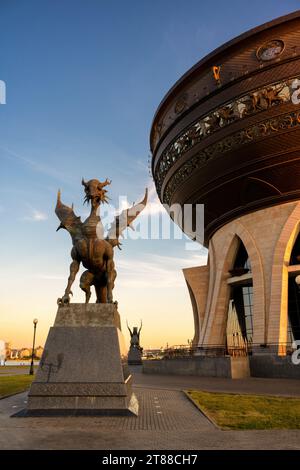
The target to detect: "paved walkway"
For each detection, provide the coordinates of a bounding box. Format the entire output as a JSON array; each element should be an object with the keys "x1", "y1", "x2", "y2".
[
  {"x1": 131, "y1": 366, "x2": 300, "y2": 397},
  {"x1": 0, "y1": 368, "x2": 299, "y2": 449},
  {"x1": 0, "y1": 366, "x2": 37, "y2": 376}
]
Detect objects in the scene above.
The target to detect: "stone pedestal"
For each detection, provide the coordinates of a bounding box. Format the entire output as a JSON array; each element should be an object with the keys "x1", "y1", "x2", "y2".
[
  {"x1": 128, "y1": 347, "x2": 143, "y2": 365},
  {"x1": 26, "y1": 303, "x2": 138, "y2": 416}
]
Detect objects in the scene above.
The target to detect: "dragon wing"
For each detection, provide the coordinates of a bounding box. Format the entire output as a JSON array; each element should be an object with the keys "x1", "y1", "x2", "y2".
[
  {"x1": 106, "y1": 188, "x2": 148, "y2": 248},
  {"x1": 55, "y1": 190, "x2": 81, "y2": 232}
]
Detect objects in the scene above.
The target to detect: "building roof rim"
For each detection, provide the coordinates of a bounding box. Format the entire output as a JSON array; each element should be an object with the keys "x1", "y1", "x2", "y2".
[{"x1": 149, "y1": 9, "x2": 300, "y2": 152}]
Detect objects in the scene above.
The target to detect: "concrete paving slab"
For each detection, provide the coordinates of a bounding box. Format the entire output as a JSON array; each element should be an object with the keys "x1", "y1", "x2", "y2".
[
  {"x1": 0, "y1": 385, "x2": 299, "y2": 449},
  {"x1": 1, "y1": 367, "x2": 300, "y2": 449}
]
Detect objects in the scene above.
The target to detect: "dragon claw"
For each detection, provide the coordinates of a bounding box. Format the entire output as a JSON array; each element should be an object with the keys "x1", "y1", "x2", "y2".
[{"x1": 57, "y1": 293, "x2": 71, "y2": 306}]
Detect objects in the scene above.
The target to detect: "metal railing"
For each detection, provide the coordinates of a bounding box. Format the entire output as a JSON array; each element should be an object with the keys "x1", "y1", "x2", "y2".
[{"x1": 142, "y1": 341, "x2": 299, "y2": 360}]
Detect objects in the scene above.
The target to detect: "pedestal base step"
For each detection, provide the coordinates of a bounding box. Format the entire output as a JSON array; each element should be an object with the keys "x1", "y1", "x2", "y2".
[{"x1": 14, "y1": 393, "x2": 139, "y2": 417}]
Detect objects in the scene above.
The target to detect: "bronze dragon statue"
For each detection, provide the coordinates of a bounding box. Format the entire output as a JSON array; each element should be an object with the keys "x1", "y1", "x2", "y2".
[{"x1": 55, "y1": 178, "x2": 148, "y2": 305}]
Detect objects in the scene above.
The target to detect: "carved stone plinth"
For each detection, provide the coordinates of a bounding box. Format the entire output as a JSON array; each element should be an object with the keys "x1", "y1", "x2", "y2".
[
  {"x1": 24, "y1": 303, "x2": 138, "y2": 416},
  {"x1": 128, "y1": 347, "x2": 143, "y2": 365}
]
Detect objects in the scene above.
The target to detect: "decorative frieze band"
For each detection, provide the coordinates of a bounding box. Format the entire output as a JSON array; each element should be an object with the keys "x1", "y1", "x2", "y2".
[
  {"x1": 154, "y1": 76, "x2": 300, "y2": 193},
  {"x1": 162, "y1": 110, "x2": 300, "y2": 205}
]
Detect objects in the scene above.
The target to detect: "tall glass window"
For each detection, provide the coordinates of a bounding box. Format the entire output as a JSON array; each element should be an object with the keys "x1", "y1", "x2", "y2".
[
  {"x1": 290, "y1": 232, "x2": 300, "y2": 265},
  {"x1": 288, "y1": 231, "x2": 300, "y2": 342},
  {"x1": 226, "y1": 240, "x2": 254, "y2": 354},
  {"x1": 242, "y1": 285, "x2": 254, "y2": 343},
  {"x1": 235, "y1": 241, "x2": 251, "y2": 272},
  {"x1": 288, "y1": 276, "x2": 300, "y2": 341}
]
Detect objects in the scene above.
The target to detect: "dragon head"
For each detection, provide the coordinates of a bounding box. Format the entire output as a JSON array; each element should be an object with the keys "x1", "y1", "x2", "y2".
[{"x1": 82, "y1": 178, "x2": 111, "y2": 208}]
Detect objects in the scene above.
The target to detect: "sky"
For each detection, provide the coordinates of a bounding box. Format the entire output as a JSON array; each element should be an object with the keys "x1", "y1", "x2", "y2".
[{"x1": 0, "y1": 0, "x2": 299, "y2": 350}]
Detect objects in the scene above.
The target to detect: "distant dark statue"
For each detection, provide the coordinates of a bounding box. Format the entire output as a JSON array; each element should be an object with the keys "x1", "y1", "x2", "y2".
[
  {"x1": 127, "y1": 321, "x2": 143, "y2": 365},
  {"x1": 55, "y1": 178, "x2": 147, "y2": 304},
  {"x1": 127, "y1": 321, "x2": 143, "y2": 349}
]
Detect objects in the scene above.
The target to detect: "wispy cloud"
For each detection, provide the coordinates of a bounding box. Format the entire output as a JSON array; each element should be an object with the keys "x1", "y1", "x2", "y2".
[
  {"x1": 134, "y1": 158, "x2": 149, "y2": 173},
  {"x1": 117, "y1": 180, "x2": 165, "y2": 216},
  {"x1": 33, "y1": 274, "x2": 65, "y2": 280},
  {"x1": 0, "y1": 146, "x2": 72, "y2": 184},
  {"x1": 116, "y1": 252, "x2": 207, "y2": 288},
  {"x1": 23, "y1": 208, "x2": 48, "y2": 222},
  {"x1": 141, "y1": 182, "x2": 165, "y2": 216}
]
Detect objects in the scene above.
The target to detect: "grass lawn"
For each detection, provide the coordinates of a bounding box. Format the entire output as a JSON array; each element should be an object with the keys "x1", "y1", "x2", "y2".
[
  {"x1": 0, "y1": 375, "x2": 34, "y2": 398},
  {"x1": 185, "y1": 390, "x2": 300, "y2": 430}
]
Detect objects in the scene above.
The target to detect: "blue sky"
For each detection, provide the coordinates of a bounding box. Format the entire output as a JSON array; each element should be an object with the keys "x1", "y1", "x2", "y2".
[{"x1": 0, "y1": 0, "x2": 299, "y2": 348}]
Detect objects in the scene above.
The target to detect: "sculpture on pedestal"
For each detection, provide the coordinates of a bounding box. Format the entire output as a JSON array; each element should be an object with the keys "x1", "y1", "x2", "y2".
[
  {"x1": 127, "y1": 321, "x2": 143, "y2": 365},
  {"x1": 25, "y1": 178, "x2": 147, "y2": 417},
  {"x1": 55, "y1": 178, "x2": 148, "y2": 304}
]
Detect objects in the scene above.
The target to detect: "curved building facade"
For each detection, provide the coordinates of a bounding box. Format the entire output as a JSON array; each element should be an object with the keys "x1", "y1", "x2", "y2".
[{"x1": 151, "y1": 11, "x2": 300, "y2": 368}]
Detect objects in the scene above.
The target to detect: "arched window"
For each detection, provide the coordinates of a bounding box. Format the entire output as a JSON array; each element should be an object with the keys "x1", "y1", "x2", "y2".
[
  {"x1": 226, "y1": 239, "x2": 253, "y2": 354},
  {"x1": 290, "y1": 232, "x2": 300, "y2": 266},
  {"x1": 232, "y1": 241, "x2": 251, "y2": 273},
  {"x1": 288, "y1": 232, "x2": 300, "y2": 342},
  {"x1": 287, "y1": 280, "x2": 300, "y2": 341}
]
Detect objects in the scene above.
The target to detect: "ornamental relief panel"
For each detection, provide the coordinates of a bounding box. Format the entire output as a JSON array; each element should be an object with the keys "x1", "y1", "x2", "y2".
[
  {"x1": 154, "y1": 77, "x2": 300, "y2": 191},
  {"x1": 161, "y1": 109, "x2": 300, "y2": 205}
]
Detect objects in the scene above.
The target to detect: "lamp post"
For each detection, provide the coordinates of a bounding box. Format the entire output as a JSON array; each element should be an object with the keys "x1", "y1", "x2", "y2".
[{"x1": 29, "y1": 318, "x2": 38, "y2": 375}]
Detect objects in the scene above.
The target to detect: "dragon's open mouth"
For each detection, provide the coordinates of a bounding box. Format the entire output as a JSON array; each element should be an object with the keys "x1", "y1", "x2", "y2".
[
  {"x1": 84, "y1": 195, "x2": 103, "y2": 205},
  {"x1": 91, "y1": 196, "x2": 102, "y2": 204}
]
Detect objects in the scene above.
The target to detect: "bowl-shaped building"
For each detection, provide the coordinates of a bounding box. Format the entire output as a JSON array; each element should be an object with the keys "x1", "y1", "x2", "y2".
[{"x1": 151, "y1": 11, "x2": 300, "y2": 376}]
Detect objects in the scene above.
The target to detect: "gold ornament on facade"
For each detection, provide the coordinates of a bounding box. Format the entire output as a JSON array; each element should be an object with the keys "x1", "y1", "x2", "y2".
[
  {"x1": 256, "y1": 39, "x2": 285, "y2": 61},
  {"x1": 174, "y1": 94, "x2": 188, "y2": 114},
  {"x1": 212, "y1": 65, "x2": 221, "y2": 86}
]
